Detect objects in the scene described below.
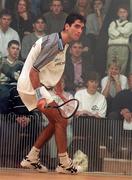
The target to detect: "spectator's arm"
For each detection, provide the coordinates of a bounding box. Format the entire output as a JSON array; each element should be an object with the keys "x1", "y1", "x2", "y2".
[
  {"x1": 108, "y1": 21, "x2": 120, "y2": 39},
  {"x1": 117, "y1": 23, "x2": 132, "y2": 38},
  {"x1": 101, "y1": 77, "x2": 111, "y2": 97}
]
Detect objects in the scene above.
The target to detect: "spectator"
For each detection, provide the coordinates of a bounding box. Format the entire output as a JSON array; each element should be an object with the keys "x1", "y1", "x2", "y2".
[
  {"x1": 107, "y1": 4, "x2": 132, "y2": 74},
  {"x1": 107, "y1": 73, "x2": 132, "y2": 158},
  {"x1": 43, "y1": 0, "x2": 67, "y2": 34},
  {"x1": 11, "y1": 0, "x2": 36, "y2": 41},
  {"x1": 75, "y1": 71, "x2": 107, "y2": 118},
  {"x1": 0, "y1": 40, "x2": 23, "y2": 114},
  {"x1": 0, "y1": 9, "x2": 20, "y2": 57},
  {"x1": 73, "y1": 71, "x2": 107, "y2": 171},
  {"x1": 101, "y1": 59, "x2": 128, "y2": 114},
  {"x1": 21, "y1": 16, "x2": 47, "y2": 61},
  {"x1": 64, "y1": 41, "x2": 92, "y2": 94},
  {"x1": 85, "y1": 0, "x2": 105, "y2": 58},
  {"x1": 86, "y1": 0, "x2": 105, "y2": 36},
  {"x1": 73, "y1": 0, "x2": 93, "y2": 17},
  {"x1": 0, "y1": 85, "x2": 43, "y2": 167}
]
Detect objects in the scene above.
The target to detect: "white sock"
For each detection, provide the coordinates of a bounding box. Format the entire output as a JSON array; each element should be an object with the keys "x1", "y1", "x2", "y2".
[
  {"x1": 58, "y1": 152, "x2": 71, "y2": 167},
  {"x1": 27, "y1": 146, "x2": 40, "y2": 160}
]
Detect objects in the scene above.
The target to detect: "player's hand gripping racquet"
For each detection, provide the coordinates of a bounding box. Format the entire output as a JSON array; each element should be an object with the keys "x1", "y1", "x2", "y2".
[{"x1": 45, "y1": 99, "x2": 79, "y2": 119}]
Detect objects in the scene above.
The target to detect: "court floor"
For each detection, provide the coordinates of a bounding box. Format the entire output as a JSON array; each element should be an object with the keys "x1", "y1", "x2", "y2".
[{"x1": 0, "y1": 169, "x2": 132, "y2": 180}]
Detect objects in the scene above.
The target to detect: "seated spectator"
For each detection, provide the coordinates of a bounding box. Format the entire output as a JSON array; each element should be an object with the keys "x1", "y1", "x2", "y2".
[
  {"x1": 0, "y1": 9, "x2": 20, "y2": 57},
  {"x1": 0, "y1": 85, "x2": 43, "y2": 167},
  {"x1": 73, "y1": 0, "x2": 93, "y2": 18},
  {"x1": 0, "y1": 40, "x2": 23, "y2": 114},
  {"x1": 43, "y1": 0, "x2": 67, "y2": 34},
  {"x1": 11, "y1": 0, "x2": 36, "y2": 41},
  {"x1": 107, "y1": 4, "x2": 132, "y2": 74},
  {"x1": 64, "y1": 41, "x2": 93, "y2": 95},
  {"x1": 75, "y1": 71, "x2": 107, "y2": 118},
  {"x1": 101, "y1": 59, "x2": 128, "y2": 114},
  {"x1": 107, "y1": 73, "x2": 132, "y2": 158},
  {"x1": 21, "y1": 16, "x2": 47, "y2": 61},
  {"x1": 73, "y1": 71, "x2": 107, "y2": 171},
  {"x1": 86, "y1": 0, "x2": 105, "y2": 36}
]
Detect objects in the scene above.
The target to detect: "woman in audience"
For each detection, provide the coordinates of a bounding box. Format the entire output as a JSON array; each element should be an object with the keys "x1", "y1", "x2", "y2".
[
  {"x1": 73, "y1": 0, "x2": 93, "y2": 17},
  {"x1": 11, "y1": 0, "x2": 35, "y2": 41},
  {"x1": 101, "y1": 59, "x2": 128, "y2": 114}
]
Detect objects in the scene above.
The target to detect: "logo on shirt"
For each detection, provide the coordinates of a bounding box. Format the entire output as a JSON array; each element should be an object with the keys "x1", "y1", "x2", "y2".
[{"x1": 91, "y1": 105, "x2": 99, "y2": 111}]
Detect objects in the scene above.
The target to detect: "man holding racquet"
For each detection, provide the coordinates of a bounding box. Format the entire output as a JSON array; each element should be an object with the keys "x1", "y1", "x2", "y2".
[{"x1": 17, "y1": 13, "x2": 86, "y2": 174}]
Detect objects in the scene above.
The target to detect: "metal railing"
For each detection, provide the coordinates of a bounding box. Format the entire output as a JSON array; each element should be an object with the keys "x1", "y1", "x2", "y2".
[{"x1": 0, "y1": 114, "x2": 132, "y2": 174}]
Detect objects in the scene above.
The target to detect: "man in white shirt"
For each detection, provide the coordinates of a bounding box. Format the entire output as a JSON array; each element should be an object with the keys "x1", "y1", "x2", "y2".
[
  {"x1": 0, "y1": 9, "x2": 20, "y2": 57},
  {"x1": 17, "y1": 13, "x2": 86, "y2": 174}
]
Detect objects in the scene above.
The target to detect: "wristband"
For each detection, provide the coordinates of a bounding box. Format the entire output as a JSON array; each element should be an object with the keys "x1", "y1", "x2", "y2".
[
  {"x1": 35, "y1": 86, "x2": 53, "y2": 103},
  {"x1": 35, "y1": 86, "x2": 45, "y2": 100}
]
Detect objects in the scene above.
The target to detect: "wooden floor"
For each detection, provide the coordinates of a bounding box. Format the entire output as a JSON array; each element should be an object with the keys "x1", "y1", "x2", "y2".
[{"x1": 0, "y1": 170, "x2": 132, "y2": 180}]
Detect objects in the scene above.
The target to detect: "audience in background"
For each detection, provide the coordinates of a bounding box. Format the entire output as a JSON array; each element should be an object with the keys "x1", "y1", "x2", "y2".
[
  {"x1": 21, "y1": 16, "x2": 47, "y2": 61},
  {"x1": 101, "y1": 60, "x2": 128, "y2": 114},
  {"x1": 0, "y1": 9, "x2": 20, "y2": 57},
  {"x1": 107, "y1": 73, "x2": 132, "y2": 158},
  {"x1": 107, "y1": 4, "x2": 132, "y2": 75},
  {"x1": 75, "y1": 71, "x2": 107, "y2": 117},
  {"x1": 43, "y1": 0, "x2": 67, "y2": 34},
  {"x1": 0, "y1": 40, "x2": 23, "y2": 114},
  {"x1": 86, "y1": 0, "x2": 105, "y2": 36},
  {"x1": 73, "y1": 71, "x2": 107, "y2": 171},
  {"x1": 11, "y1": 0, "x2": 35, "y2": 41},
  {"x1": 64, "y1": 41, "x2": 92, "y2": 94},
  {"x1": 73, "y1": 0, "x2": 93, "y2": 17}
]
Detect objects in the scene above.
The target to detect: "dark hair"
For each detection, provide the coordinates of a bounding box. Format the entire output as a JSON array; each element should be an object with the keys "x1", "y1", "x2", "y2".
[
  {"x1": 33, "y1": 15, "x2": 46, "y2": 24},
  {"x1": 64, "y1": 13, "x2": 86, "y2": 26},
  {"x1": 8, "y1": 40, "x2": 20, "y2": 48},
  {"x1": 0, "y1": 9, "x2": 12, "y2": 18},
  {"x1": 117, "y1": 4, "x2": 129, "y2": 13},
  {"x1": 85, "y1": 71, "x2": 100, "y2": 83}
]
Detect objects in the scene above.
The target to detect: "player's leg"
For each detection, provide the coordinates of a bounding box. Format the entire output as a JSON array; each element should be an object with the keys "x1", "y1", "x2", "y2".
[
  {"x1": 21, "y1": 122, "x2": 55, "y2": 172},
  {"x1": 42, "y1": 102, "x2": 78, "y2": 174}
]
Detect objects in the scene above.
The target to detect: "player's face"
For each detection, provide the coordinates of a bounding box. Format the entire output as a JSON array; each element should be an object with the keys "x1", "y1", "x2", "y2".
[
  {"x1": 8, "y1": 44, "x2": 20, "y2": 60},
  {"x1": 87, "y1": 80, "x2": 98, "y2": 94},
  {"x1": 66, "y1": 20, "x2": 85, "y2": 41}
]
